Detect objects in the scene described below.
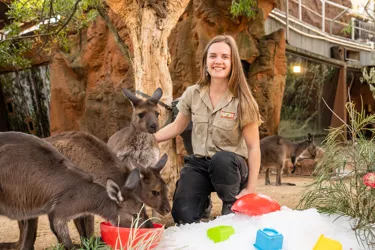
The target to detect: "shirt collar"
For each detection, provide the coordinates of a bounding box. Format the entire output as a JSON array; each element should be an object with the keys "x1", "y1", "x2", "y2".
[{"x1": 197, "y1": 84, "x2": 235, "y2": 112}]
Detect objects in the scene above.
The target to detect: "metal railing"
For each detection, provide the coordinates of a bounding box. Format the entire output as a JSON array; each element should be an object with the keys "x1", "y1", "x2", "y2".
[{"x1": 281, "y1": 0, "x2": 375, "y2": 44}]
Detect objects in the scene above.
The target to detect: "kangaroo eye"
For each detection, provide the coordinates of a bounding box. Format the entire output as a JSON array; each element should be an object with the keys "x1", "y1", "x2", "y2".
[
  {"x1": 138, "y1": 112, "x2": 145, "y2": 119},
  {"x1": 155, "y1": 111, "x2": 160, "y2": 117},
  {"x1": 152, "y1": 191, "x2": 160, "y2": 196}
]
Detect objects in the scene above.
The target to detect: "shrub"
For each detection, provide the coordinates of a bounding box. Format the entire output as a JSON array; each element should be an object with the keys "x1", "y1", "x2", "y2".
[{"x1": 298, "y1": 102, "x2": 375, "y2": 249}]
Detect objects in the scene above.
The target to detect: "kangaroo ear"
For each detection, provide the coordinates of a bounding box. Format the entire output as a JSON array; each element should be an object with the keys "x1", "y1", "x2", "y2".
[
  {"x1": 106, "y1": 179, "x2": 124, "y2": 204},
  {"x1": 307, "y1": 133, "x2": 313, "y2": 142},
  {"x1": 277, "y1": 136, "x2": 283, "y2": 145},
  {"x1": 125, "y1": 168, "x2": 141, "y2": 191},
  {"x1": 148, "y1": 88, "x2": 163, "y2": 104},
  {"x1": 128, "y1": 159, "x2": 146, "y2": 178},
  {"x1": 152, "y1": 153, "x2": 168, "y2": 172},
  {"x1": 122, "y1": 88, "x2": 142, "y2": 106}
]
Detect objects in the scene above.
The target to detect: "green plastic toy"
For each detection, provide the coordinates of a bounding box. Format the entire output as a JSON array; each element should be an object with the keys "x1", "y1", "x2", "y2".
[
  {"x1": 207, "y1": 225, "x2": 235, "y2": 243},
  {"x1": 313, "y1": 234, "x2": 342, "y2": 250}
]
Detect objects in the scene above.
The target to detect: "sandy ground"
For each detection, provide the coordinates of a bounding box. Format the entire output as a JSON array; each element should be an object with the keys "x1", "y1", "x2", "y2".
[{"x1": 0, "y1": 175, "x2": 313, "y2": 249}]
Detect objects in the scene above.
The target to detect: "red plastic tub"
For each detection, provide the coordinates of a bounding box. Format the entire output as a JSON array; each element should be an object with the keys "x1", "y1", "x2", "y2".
[{"x1": 100, "y1": 222, "x2": 164, "y2": 250}]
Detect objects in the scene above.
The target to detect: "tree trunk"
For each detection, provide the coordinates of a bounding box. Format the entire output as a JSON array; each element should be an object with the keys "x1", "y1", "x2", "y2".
[{"x1": 104, "y1": 0, "x2": 190, "y2": 186}]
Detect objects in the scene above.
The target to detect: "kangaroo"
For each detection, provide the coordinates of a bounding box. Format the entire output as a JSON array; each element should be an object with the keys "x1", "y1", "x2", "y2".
[
  {"x1": 44, "y1": 131, "x2": 171, "y2": 236},
  {"x1": 108, "y1": 88, "x2": 166, "y2": 218},
  {"x1": 295, "y1": 145, "x2": 324, "y2": 166},
  {"x1": 0, "y1": 131, "x2": 142, "y2": 250},
  {"x1": 292, "y1": 145, "x2": 324, "y2": 176},
  {"x1": 260, "y1": 133, "x2": 315, "y2": 186},
  {"x1": 107, "y1": 88, "x2": 162, "y2": 170}
]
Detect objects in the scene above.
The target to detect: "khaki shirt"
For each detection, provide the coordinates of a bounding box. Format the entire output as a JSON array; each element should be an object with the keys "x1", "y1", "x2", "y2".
[{"x1": 177, "y1": 84, "x2": 248, "y2": 159}]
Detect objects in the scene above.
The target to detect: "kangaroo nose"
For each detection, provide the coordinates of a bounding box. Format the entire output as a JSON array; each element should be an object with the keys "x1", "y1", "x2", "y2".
[
  {"x1": 149, "y1": 123, "x2": 157, "y2": 130},
  {"x1": 165, "y1": 204, "x2": 171, "y2": 214}
]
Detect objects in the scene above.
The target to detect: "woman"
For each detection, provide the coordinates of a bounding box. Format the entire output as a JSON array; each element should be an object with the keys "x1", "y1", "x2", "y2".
[{"x1": 155, "y1": 35, "x2": 262, "y2": 224}]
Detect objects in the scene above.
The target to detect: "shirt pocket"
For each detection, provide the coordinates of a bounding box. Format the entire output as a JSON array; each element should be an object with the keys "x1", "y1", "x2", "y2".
[
  {"x1": 192, "y1": 114, "x2": 209, "y2": 146},
  {"x1": 213, "y1": 119, "x2": 239, "y2": 146}
]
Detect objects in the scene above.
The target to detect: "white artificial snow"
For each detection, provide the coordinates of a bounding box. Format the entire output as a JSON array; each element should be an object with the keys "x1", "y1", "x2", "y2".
[{"x1": 155, "y1": 207, "x2": 365, "y2": 250}]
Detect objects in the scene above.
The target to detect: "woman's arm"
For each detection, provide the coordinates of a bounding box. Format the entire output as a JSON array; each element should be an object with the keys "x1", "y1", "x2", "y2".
[
  {"x1": 236, "y1": 122, "x2": 261, "y2": 198},
  {"x1": 154, "y1": 112, "x2": 191, "y2": 143}
]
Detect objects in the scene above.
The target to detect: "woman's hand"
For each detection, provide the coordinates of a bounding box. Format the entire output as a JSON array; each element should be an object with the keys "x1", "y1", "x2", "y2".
[
  {"x1": 154, "y1": 112, "x2": 191, "y2": 143},
  {"x1": 235, "y1": 187, "x2": 256, "y2": 199}
]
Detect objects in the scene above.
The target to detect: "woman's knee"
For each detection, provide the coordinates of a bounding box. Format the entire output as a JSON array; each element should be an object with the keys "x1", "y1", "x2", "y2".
[
  {"x1": 210, "y1": 151, "x2": 239, "y2": 172},
  {"x1": 209, "y1": 151, "x2": 248, "y2": 186},
  {"x1": 172, "y1": 197, "x2": 205, "y2": 224}
]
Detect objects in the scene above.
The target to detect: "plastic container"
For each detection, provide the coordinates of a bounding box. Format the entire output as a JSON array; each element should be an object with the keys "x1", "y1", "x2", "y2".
[
  {"x1": 253, "y1": 228, "x2": 284, "y2": 250},
  {"x1": 207, "y1": 225, "x2": 235, "y2": 243},
  {"x1": 100, "y1": 222, "x2": 164, "y2": 250},
  {"x1": 231, "y1": 193, "x2": 281, "y2": 216},
  {"x1": 313, "y1": 234, "x2": 342, "y2": 250}
]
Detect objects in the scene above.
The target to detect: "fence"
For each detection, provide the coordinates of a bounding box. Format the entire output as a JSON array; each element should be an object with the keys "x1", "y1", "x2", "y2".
[{"x1": 274, "y1": 0, "x2": 375, "y2": 47}]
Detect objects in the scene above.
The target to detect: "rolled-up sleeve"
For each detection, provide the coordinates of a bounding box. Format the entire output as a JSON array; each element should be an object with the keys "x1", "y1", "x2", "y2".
[{"x1": 176, "y1": 86, "x2": 194, "y2": 117}]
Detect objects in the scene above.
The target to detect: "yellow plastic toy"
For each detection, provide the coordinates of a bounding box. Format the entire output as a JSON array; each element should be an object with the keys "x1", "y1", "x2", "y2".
[{"x1": 313, "y1": 234, "x2": 342, "y2": 250}]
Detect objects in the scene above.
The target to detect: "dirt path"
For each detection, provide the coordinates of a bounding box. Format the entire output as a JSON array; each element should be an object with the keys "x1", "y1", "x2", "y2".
[{"x1": 0, "y1": 175, "x2": 313, "y2": 249}]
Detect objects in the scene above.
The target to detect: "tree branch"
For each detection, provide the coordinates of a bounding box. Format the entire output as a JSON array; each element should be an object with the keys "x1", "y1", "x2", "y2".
[
  {"x1": 96, "y1": 4, "x2": 133, "y2": 66},
  {"x1": 39, "y1": 0, "x2": 47, "y2": 23},
  {"x1": 104, "y1": 0, "x2": 139, "y2": 27},
  {"x1": 164, "y1": 0, "x2": 189, "y2": 33},
  {"x1": 364, "y1": 0, "x2": 375, "y2": 23},
  {"x1": 147, "y1": 0, "x2": 167, "y2": 18},
  {"x1": 37, "y1": 0, "x2": 54, "y2": 55},
  {"x1": 0, "y1": 0, "x2": 82, "y2": 44},
  {"x1": 55, "y1": 0, "x2": 81, "y2": 34}
]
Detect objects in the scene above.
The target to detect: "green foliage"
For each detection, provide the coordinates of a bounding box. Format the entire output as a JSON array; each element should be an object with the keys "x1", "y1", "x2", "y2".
[
  {"x1": 48, "y1": 238, "x2": 110, "y2": 250},
  {"x1": 230, "y1": 0, "x2": 257, "y2": 19},
  {"x1": 46, "y1": 243, "x2": 65, "y2": 250},
  {"x1": 7, "y1": 0, "x2": 44, "y2": 23},
  {"x1": 0, "y1": 0, "x2": 101, "y2": 69},
  {"x1": 79, "y1": 237, "x2": 111, "y2": 250},
  {"x1": 0, "y1": 40, "x2": 32, "y2": 68},
  {"x1": 341, "y1": 20, "x2": 353, "y2": 37},
  {"x1": 361, "y1": 67, "x2": 375, "y2": 87},
  {"x1": 298, "y1": 102, "x2": 375, "y2": 249}
]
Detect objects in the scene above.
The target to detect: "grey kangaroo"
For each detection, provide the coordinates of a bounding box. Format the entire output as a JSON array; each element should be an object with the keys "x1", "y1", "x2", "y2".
[
  {"x1": 260, "y1": 133, "x2": 315, "y2": 186},
  {"x1": 45, "y1": 131, "x2": 170, "y2": 231},
  {"x1": 107, "y1": 88, "x2": 162, "y2": 170},
  {"x1": 0, "y1": 131, "x2": 141, "y2": 250}
]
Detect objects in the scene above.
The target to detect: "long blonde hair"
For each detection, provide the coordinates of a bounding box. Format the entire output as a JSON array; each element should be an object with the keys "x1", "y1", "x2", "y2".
[{"x1": 197, "y1": 35, "x2": 262, "y2": 127}]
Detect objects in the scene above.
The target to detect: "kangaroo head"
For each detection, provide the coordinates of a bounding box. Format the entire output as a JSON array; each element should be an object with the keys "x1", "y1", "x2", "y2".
[
  {"x1": 295, "y1": 133, "x2": 316, "y2": 158},
  {"x1": 130, "y1": 153, "x2": 171, "y2": 216},
  {"x1": 122, "y1": 88, "x2": 163, "y2": 134},
  {"x1": 106, "y1": 168, "x2": 153, "y2": 228}
]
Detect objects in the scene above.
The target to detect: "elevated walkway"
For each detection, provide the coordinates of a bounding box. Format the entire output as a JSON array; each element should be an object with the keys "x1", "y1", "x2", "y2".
[{"x1": 265, "y1": 0, "x2": 375, "y2": 66}]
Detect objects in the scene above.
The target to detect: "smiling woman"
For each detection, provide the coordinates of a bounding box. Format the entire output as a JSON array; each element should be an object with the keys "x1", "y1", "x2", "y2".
[
  {"x1": 154, "y1": 34, "x2": 262, "y2": 225},
  {"x1": 206, "y1": 42, "x2": 232, "y2": 81}
]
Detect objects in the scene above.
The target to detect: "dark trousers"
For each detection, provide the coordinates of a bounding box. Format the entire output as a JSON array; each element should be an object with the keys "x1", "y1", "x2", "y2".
[{"x1": 172, "y1": 151, "x2": 248, "y2": 224}]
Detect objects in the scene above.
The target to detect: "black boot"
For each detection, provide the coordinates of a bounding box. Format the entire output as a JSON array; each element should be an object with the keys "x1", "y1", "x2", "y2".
[{"x1": 221, "y1": 202, "x2": 234, "y2": 215}]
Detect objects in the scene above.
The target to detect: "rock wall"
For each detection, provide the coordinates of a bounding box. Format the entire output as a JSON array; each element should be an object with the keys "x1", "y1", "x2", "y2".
[{"x1": 49, "y1": 14, "x2": 134, "y2": 142}]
